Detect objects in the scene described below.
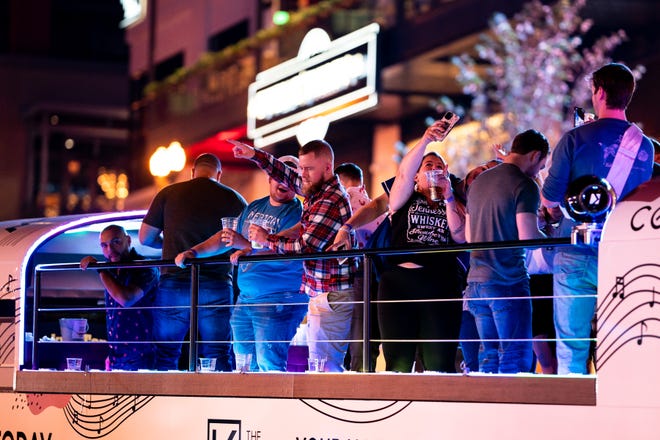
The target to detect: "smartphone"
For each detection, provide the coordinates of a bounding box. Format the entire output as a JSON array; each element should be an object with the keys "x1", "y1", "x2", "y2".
[
  {"x1": 436, "y1": 111, "x2": 461, "y2": 141},
  {"x1": 574, "y1": 107, "x2": 596, "y2": 127},
  {"x1": 574, "y1": 107, "x2": 585, "y2": 127}
]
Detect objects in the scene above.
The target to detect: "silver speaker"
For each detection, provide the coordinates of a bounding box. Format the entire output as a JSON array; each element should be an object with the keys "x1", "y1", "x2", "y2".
[{"x1": 563, "y1": 175, "x2": 617, "y2": 245}]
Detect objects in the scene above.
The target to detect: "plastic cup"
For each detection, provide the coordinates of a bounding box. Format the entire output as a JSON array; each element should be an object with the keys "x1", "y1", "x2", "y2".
[
  {"x1": 425, "y1": 169, "x2": 445, "y2": 202},
  {"x1": 197, "y1": 357, "x2": 217, "y2": 372},
  {"x1": 59, "y1": 318, "x2": 88, "y2": 341},
  {"x1": 307, "y1": 356, "x2": 327, "y2": 373},
  {"x1": 221, "y1": 217, "x2": 239, "y2": 231},
  {"x1": 249, "y1": 219, "x2": 272, "y2": 250},
  {"x1": 235, "y1": 353, "x2": 252, "y2": 372},
  {"x1": 66, "y1": 357, "x2": 82, "y2": 371}
]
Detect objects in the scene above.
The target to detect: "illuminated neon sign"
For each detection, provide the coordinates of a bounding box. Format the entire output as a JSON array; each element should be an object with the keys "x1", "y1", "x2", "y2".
[{"x1": 247, "y1": 23, "x2": 379, "y2": 147}]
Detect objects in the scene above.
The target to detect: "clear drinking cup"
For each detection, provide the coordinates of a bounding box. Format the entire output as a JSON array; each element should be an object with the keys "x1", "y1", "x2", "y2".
[
  {"x1": 249, "y1": 219, "x2": 272, "y2": 249},
  {"x1": 425, "y1": 169, "x2": 445, "y2": 202},
  {"x1": 197, "y1": 357, "x2": 217, "y2": 372},
  {"x1": 221, "y1": 217, "x2": 239, "y2": 231},
  {"x1": 235, "y1": 353, "x2": 252, "y2": 373},
  {"x1": 307, "y1": 356, "x2": 327, "y2": 373},
  {"x1": 66, "y1": 357, "x2": 83, "y2": 371}
]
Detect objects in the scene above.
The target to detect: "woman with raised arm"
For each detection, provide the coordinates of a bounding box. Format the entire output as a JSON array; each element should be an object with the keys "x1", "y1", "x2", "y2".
[{"x1": 378, "y1": 119, "x2": 467, "y2": 373}]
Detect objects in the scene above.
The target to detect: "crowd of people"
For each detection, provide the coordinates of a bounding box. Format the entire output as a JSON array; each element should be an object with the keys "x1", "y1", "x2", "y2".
[{"x1": 80, "y1": 62, "x2": 656, "y2": 375}]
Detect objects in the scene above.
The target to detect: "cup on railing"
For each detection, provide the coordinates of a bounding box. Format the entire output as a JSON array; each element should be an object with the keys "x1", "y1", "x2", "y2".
[
  {"x1": 197, "y1": 357, "x2": 217, "y2": 372},
  {"x1": 235, "y1": 353, "x2": 252, "y2": 373},
  {"x1": 221, "y1": 217, "x2": 239, "y2": 231},
  {"x1": 66, "y1": 357, "x2": 83, "y2": 371},
  {"x1": 307, "y1": 355, "x2": 327, "y2": 373}
]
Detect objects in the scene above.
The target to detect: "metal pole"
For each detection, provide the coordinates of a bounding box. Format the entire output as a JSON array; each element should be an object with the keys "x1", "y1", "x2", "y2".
[
  {"x1": 189, "y1": 264, "x2": 200, "y2": 371},
  {"x1": 362, "y1": 254, "x2": 372, "y2": 372},
  {"x1": 32, "y1": 270, "x2": 41, "y2": 370}
]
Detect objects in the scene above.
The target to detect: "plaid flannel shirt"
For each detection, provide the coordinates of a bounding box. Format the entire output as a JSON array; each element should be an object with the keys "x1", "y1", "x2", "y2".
[{"x1": 251, "y1": 149, "x2": 354, "y2": 297}]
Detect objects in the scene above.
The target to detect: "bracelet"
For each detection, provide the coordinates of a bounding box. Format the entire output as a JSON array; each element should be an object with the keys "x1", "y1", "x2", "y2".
[
  {"x1": 340, "y1": 223, "x2": 354, "y2": 234},
  {"x1": 445, "y1": 193, "x2": 455, "y2": 203}
]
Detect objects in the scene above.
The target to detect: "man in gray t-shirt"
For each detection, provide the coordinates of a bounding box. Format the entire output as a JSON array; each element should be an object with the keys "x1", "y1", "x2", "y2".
[{"x1": 465, "y1": 129, "x2": 549, "y2": 374}]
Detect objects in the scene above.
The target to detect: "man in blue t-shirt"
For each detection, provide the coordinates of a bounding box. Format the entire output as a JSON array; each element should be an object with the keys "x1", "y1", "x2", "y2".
[
  {"x1": 81, "y1": 225, "x2": 158, "y2": 371},
  {"x1": 542, "y1": 63, "x2": 654, "y2": 374},
  {"x1": 176, "y1": 156, "x2": 306, "y2": 371}
]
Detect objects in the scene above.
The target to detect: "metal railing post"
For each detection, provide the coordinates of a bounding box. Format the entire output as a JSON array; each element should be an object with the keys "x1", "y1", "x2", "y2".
[
  {"x1": 362, "y1": 253, "x2": 372, "y2": 372},
  {"x1": 32, "y1": 269, "x2": 41, "y2": 370},
  {"x1": 189, "y1": 263, "x2": 200, "y2": 371}
]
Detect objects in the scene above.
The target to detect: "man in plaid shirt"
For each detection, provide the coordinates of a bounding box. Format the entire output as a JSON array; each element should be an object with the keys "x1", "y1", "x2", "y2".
[{"x1": 232, "y1": 139, "x2": 355, "y2": 372}]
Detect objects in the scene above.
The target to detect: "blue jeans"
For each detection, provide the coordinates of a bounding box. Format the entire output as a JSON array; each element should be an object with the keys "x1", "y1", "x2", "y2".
[
  {"x1": 459, "y1": 309, "x2": 480, "y2": 373},
  {"x1": 230, "y1": 292, "x2": 308, "y2": 371},
  {"x1": 466, "y1": 280, "x2": 533, "y2": 373},
  {"x1": 153, "y1": 276, "x2": 233, "y2": 371},
  {"x1": 553, "y1": 250, "x2": 597, "y2": 374},
  {"x1": 307, "y1": 288, "x2": 354, "y2": 372}
]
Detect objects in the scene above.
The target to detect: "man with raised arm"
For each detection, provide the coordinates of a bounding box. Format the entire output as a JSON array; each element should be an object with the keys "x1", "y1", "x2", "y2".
[{"x1": 231, "y1": 139, "x2": 354, "y2": 372}]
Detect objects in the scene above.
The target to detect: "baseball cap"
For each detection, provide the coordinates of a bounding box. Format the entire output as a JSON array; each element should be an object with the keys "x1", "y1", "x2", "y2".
[{"x1": 279, "y1": 155, "x2": 299, "y2": 169}]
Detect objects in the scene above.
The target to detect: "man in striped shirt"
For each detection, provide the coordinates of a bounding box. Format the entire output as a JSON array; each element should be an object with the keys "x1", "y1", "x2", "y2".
[{"x1": 232, "y1": 139, "x2": 355, "y2": 372}]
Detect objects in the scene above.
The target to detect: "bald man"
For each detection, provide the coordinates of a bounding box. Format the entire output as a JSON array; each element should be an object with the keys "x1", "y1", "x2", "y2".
[
  {"x1": 140, "y1": 153, "x2": 247, "y2": 371},
  {"x1": 81, "y1": 225, "x2": 158, "y2": 370}
]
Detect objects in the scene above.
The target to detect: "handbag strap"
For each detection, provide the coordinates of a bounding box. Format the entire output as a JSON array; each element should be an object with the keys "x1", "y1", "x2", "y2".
[{"x1": 606, "y1": 123, "x2": 644, "y2": 197}]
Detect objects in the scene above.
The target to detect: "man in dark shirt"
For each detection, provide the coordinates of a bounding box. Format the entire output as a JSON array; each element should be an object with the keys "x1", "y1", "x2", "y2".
[{"x1": 139, "y1": 153, "x2": 247, "y2": 371}]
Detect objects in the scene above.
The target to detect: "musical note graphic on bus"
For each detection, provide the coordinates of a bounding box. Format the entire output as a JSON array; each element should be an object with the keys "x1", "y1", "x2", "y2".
[{"x1": 596, "y1": 263, "x2": 660, "y2": 370}]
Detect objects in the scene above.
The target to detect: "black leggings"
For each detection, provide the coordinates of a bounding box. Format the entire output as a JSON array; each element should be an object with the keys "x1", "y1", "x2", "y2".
[{"x1": 377, "y1": 266, "x2": 462, "y2": 373}]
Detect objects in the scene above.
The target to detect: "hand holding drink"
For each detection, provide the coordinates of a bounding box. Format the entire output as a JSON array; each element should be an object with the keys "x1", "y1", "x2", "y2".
[
  {"x1": 221, "y1": 228, "x2": 243, "y2": 247},
  {"x1": 425, "y1": 168, "x2": 450, "y2": 202},
  {"x1": 220, "y1": 216, "x2": 240, "y2": 246},
  {"x1": 221, "y1": 217, "x2": 239, "y2": 231},
  {"x1": 219, "y1": 217, "x2": 253, "y2": 249},
  {"x1": 248, "y1": 219, "x2": 271, "y2": 249}
]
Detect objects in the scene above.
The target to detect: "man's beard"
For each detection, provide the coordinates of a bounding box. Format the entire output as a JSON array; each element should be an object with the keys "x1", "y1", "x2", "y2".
[{"x1": 302, "y1": 180, "x2": 323, "y2": 196}]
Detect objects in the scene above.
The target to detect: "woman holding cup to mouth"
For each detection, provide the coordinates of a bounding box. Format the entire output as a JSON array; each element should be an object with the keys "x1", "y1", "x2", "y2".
[
  {"x1": 377, "y1": 117, "x2": 467, "y2": 373},
  {"x1": 425, "y1": 168, "x2": 447, "y2": 202}
]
